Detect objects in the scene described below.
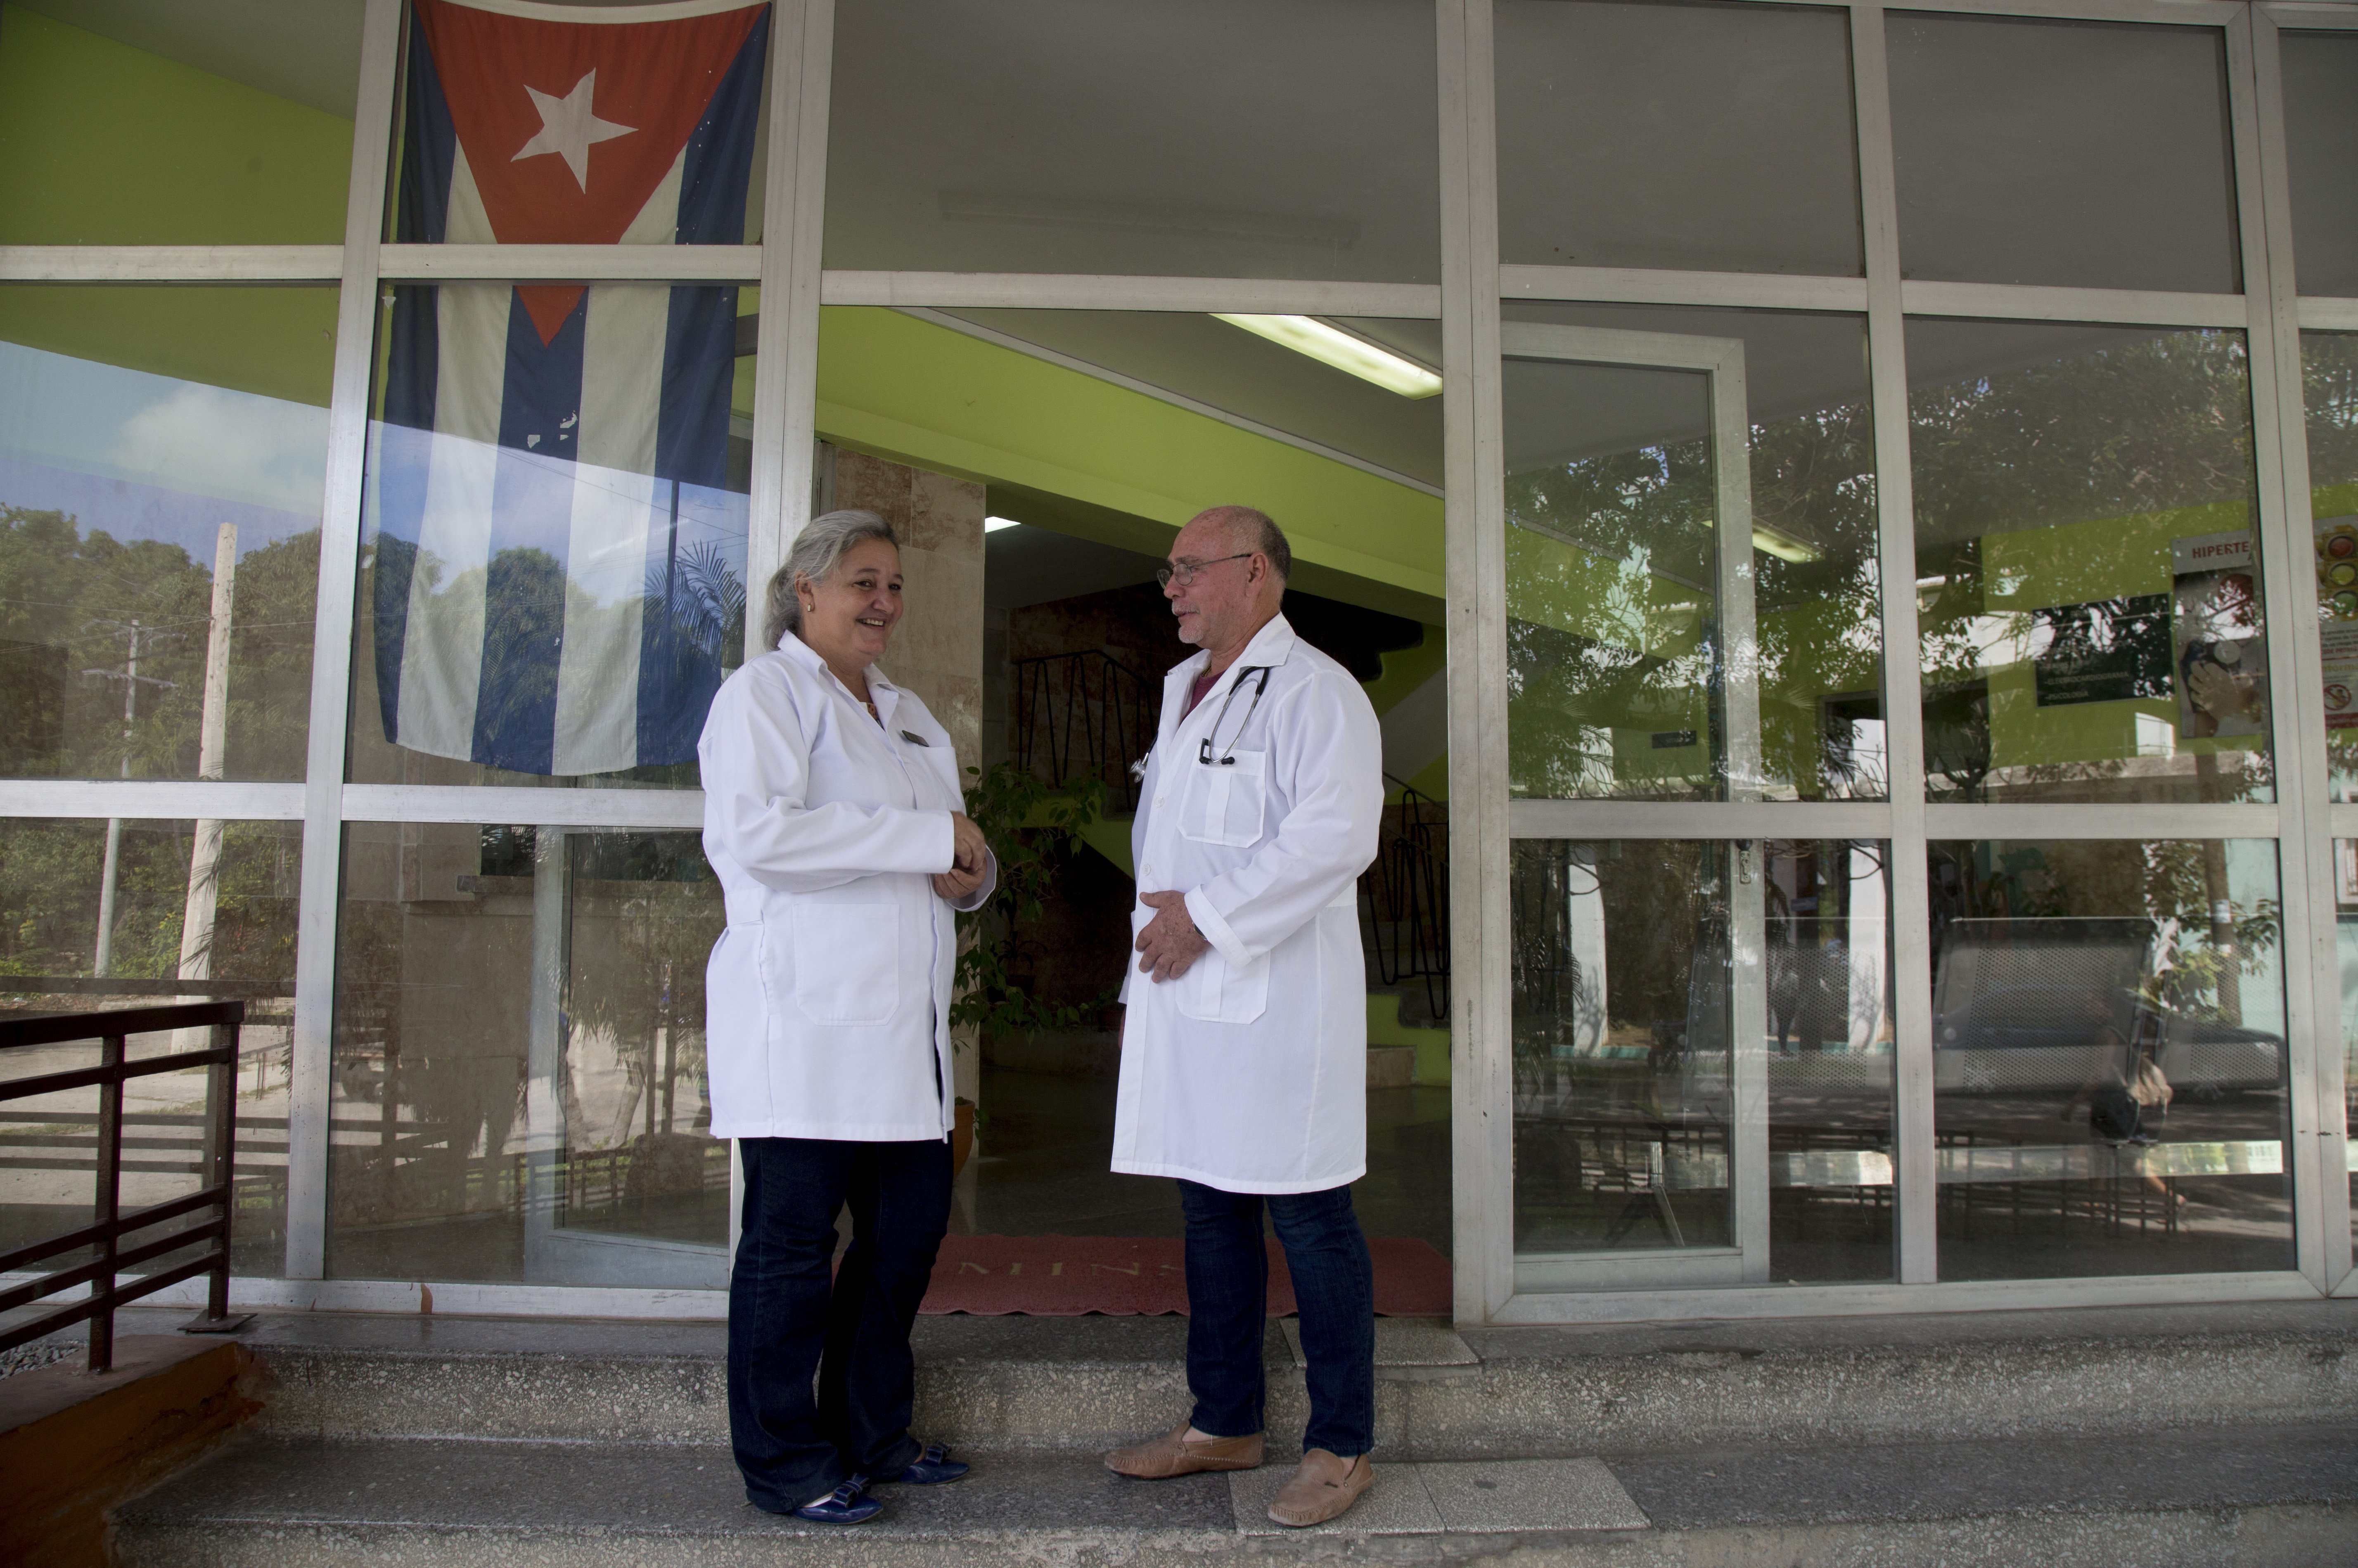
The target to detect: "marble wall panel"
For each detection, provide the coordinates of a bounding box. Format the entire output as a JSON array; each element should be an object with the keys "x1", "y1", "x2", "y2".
[{"x1": 822, "y1": 448, "x2": 986, "y2": 774}]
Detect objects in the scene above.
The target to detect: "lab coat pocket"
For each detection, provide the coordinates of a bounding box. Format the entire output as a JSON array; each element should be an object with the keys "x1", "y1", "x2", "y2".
[
  {"x1": 788, "y1": 904, "x2": 900, "y2": 1024},
  {"x1": 1174, "y1": 947, "x2": 1271, "y2": 1025},
  {"x1": 1177, "y1": 748, "x2": 1267, "y2": 848}
]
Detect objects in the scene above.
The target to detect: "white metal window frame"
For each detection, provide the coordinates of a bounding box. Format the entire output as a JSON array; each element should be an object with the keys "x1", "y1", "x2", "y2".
[{"x1": 0, "y1": 0, "x2": 2348, "y2": 1320}]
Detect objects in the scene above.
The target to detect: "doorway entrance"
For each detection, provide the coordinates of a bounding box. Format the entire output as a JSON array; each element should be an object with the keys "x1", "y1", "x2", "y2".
[
  {"x1": 807, "y1": 302, "x2": 1457, "y2": 1312},
  {"x1": 1498, "y1": 322, "x2": 1897, "y2": 1294}
]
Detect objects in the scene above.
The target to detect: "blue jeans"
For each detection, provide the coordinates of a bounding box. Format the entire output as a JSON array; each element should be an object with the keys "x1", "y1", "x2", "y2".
[
  {"x1": 1178, "y1": 1179, "x2": 1375, "y2": 1457},
  {"x1": 728, "y1": 1136, "x2": 951, "y2": 1511}
]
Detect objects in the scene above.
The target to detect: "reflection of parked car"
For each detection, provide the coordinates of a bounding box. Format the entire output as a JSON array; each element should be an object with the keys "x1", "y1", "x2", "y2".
[{"x1": 1933, "y1": 985, "x2": 2283, "y2": 1095}]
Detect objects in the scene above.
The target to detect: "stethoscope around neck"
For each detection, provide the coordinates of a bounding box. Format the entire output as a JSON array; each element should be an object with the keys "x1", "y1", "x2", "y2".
[{"x1": 1197, "y1": 665, "x2": 1273, "y2": 765}]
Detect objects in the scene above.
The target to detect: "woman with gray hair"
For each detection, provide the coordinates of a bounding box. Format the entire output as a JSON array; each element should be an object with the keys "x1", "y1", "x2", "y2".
[{"x1": 697, "y1": 507, "x2": 997, "y2": 1525}]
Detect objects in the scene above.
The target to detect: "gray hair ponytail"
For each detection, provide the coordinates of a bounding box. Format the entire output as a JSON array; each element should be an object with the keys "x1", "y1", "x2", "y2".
[{"x1": 763, "y1": 508, "x2": 899, "y2": 650}]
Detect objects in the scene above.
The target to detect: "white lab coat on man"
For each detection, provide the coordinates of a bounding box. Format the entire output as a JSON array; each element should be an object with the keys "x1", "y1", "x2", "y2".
[
  {"x1": 699, "y1": 632, "x2": 993, "y2": 1143},
  {"x1": 1112, "y1": 613, "x2": 1384, "y2": 1194}
]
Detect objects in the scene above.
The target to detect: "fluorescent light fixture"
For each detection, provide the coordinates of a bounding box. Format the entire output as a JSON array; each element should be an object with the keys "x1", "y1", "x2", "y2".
[
  {"x1": 984, "y1": 516, "x2": 1022, "y2": 533},
  {"x1": 1212, "y1": 314, "x2": 1442, "y2": 399},
  {"x1": 1751, "y1": 525, "x2": 1821, "y2": 564}
]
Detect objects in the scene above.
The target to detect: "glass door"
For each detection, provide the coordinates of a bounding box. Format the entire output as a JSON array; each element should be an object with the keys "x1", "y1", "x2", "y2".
[{"x1": 1500, "y1": 323, "x2": 1771, "y2": 1290}]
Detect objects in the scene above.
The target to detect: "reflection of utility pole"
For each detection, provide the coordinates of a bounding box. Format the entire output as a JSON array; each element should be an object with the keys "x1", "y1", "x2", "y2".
[
  {"x1": 86, "y1": 618, "x2": 178, "y2": 975},
  {"x1": 2193, "y1": 752, "x2": 2242, "y2": 1023},
  {"x1": 659, "y1": 957, "x2": 675, "y2": 1135},
  {"x1": 179, "y1": 524, "x2": 238, "y2": 990}
]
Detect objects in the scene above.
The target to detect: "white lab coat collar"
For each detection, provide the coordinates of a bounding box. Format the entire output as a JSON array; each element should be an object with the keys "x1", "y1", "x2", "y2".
[
  {"x1": 776, "y1": 630, "x2": 903, "y2": 725},
  {"x1": 1165, "y1": 612, "x2": 1299, "y2": 705}
]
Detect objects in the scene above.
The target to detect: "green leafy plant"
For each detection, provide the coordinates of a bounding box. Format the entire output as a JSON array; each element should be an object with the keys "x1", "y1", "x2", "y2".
[{"x1": 949, "y1": 761, "x2": 1107, "y2": 1039}]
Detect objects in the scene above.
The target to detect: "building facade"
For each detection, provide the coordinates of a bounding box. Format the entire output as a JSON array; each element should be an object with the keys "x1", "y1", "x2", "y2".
[{"x1": 1, "y1": 0, "x2": 2355, "y2": 1325}]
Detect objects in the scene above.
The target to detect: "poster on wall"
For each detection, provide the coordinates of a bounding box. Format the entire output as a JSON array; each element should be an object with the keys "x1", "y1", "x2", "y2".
[
  {"x1": 2316, "y1": 515, "x2": 2358, "y2": 732},
  {"x1": 2029, "y1": 596, "x2": 2172, "y2": 706},
  {"x1": 2171, "y1": 531, "x2": 2268, "y2": 739}
]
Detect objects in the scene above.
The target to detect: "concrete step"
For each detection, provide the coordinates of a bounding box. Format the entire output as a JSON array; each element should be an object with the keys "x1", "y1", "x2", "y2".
[
  {"x1": 113, "y1": 1421, "x2": 2358, "y2": 1566},
  {"x1": 114, "y1": 1298, "x2": 2358, "y2": 1458}
]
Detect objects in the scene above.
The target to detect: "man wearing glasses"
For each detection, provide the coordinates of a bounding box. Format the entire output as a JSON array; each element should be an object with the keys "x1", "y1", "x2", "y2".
[{"x1": 1101, "y1": 505, "x2": 1385, "y2": 1529}]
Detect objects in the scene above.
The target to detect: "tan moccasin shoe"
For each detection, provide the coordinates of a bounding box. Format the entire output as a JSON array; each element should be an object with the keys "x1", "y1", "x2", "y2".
[
  {"x1": 1266, "y1": 1450, "x2": 1374, "y2": 1527},
  {"x1": 1104, "y1": 1420, "x2": 1265, "y2": 1478}
]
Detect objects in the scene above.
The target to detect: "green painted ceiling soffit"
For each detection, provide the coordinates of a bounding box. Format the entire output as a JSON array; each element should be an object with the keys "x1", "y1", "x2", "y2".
[
  {"x1": 0, "y1": 5, "x2": 353, "y2": 245},
  {"x1": 0, "y1": 7, "x2": 352, "y2": 408},
  {"x1": 815, "y1": 306, "x2": 1446, "y2": 612}
]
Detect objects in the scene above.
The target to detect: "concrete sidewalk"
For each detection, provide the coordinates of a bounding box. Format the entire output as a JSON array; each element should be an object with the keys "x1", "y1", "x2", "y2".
[
  {"x1": 115, "y1": 1423, "x2": 2358, "y2": 1566},
  {"x1": 70, "y1": 1297, "x2": 2358, "y2": 1566}
]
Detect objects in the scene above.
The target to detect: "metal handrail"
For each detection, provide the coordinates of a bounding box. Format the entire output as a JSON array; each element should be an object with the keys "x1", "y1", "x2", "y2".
[
  {"x1": 1012, "y1": 649, "x2": 1161, "y2": 812},
  {"x1": 0, "y1": 1001, "x2": 250, "y2": 1371},
  {"x1": 1364, "y1": 778, "x2": 1450, "y2": 1017}
]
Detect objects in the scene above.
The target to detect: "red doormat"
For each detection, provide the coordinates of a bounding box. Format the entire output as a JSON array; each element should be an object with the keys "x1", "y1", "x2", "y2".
[{"x1": 917, "y1": 1234, "x2": 1452, "y2": 1317}]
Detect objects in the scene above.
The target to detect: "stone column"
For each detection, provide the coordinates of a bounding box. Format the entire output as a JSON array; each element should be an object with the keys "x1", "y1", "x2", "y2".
[{"x1": 826, "y1": 449, "x2": 988, "y2": 1120}]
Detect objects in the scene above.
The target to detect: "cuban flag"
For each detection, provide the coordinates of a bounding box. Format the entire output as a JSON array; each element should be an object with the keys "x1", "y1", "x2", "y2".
[{"x1": 370, "y1": 0, "x2": 768, "y2": 775}]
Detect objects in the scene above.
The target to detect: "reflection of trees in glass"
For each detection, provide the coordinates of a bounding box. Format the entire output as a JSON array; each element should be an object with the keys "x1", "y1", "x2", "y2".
[
  {"x1": 0, "y1": 819, "x2": 299, "y2": 989},
  {"x1": 1510, "y1": 839, "x2": 1719, "y2": 1068},
  {"x1": 1506, "y1": 397, "x2": 1878, "y2": 799},
  {"x1": 564, "y1": 832, "x2": 721, "y2": 1156},
  {"x1": 0, "y1": 506, "x2": 315, "y2": 780},
  {"x1": 1926, "y1": 838, "x2": 2277, "y2": 1029},
  {"x1": 356, "y1": 533, "x2": 744, "y2": 788},
  {"x1": 1911, "y1": 331, "x2": 2265, "y2": 803},
  {"x1": 2302, "y1": 332, "x2": 2358, "y2": 496}
]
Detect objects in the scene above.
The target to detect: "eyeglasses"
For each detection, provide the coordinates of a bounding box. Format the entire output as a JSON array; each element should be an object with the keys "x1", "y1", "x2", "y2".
[{"x1": 1156, "y1": 552, "x2": 1253, "y2": 590}]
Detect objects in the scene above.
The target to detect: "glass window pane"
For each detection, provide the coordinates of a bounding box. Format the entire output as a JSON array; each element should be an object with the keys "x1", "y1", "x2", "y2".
[
  {"x1": 1502, "y1": 305, "x2": 1882, "y2": 802},
  {"x1": 2298, "y1": 332, "x2": 2358, "y2": 800},
  {"x1": 329, "y1": 824, "x2": 725, "y2": 1286},
  {"x1": 1495, "y1": 0, "x2": 1862, "y2": 277},
  {"x1": 1930, "y1": 838, "x2": 2292, "y2": 1281},
  {"x1": 1513, "y1": 838, "x2": 1895, "y2": 1291},
  {"x1": 389, "y1": 0, "x2": 771, "y2": 245},
  {"x1": 352, "y1": 283, "x2": 754, "y2": 789},
  {"x1": 824, "y1": 0, "x2": 1439, "y2": 282},
  {"x1": 2334, "y1": 841, "x2": 2358, "y2": 1256},
  {"x1": 1909, "y1": 320, "x2": 2267, "y2": 805},
  {"x1": 0, "y1": 817, "x2": 301, "y2": 1279},
  {"x1": 2280, "y1": 32, "x2": 2358, "y2": 298},
  {"x1": 0, "y1": 2, "x2": 355, "y2": 244},
  {"x1": 0, "y1": 286, "x2": 333, "y2": 782},
  {"x1": 1888, "y1": 14, "x2": 2239, "y2": 294}
]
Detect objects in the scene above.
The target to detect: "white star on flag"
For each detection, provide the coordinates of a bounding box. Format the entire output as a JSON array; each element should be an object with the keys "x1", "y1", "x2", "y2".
[{"x1": 512, "y1": 69, "x2": 635, "y2": 191}]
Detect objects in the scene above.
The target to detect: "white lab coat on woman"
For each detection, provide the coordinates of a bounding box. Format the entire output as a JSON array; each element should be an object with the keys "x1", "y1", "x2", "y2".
[
  {"x1": 1112, "y1": 613, "x2": 1384, "y2": 1194},
  {"x1": 699, "y1": 632, "x2": 993, "y2": 1143}
]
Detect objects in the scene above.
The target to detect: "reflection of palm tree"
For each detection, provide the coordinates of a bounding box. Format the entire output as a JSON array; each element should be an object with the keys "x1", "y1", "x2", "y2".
[{"x1": 642, "y1": 537, "x2": 747, "y2": 765}]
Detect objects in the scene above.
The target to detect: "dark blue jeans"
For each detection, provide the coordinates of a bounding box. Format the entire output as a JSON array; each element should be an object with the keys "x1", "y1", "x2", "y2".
[
  {"x1": 1178, "y1": 1179, "x2": 1375, "y2": 1458},
  {"x1": 728, "y1": 1136, "x2": 951, "y2": 1511}
]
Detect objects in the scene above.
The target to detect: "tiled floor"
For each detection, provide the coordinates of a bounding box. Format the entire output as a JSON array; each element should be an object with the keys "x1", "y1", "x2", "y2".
[{"x1": 958, "y1": 1066, "x2": 1454, "y2": 1258}]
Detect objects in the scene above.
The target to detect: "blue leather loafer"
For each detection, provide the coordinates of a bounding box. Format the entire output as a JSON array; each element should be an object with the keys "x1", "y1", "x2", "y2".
[
  {"x1": 872, "y1": 1442, "x2": 969, "y2": 1486},
  {"x1": 789, "y1": 1481, "x2": 883, "y2": 1524}
]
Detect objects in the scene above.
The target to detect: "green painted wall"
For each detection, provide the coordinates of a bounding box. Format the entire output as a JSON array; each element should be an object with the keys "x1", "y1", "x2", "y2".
[
  {"x1": 815, "y1": 307, "x2": 1445, "y2": 606},
  {"x1": 1967, "y1": 498, "x2": 2254, "y2": 772},
  {"x1": 0, "y1": 283, "x2": 339, "y2": 409},
  {"x1": 0, "y1": 6, "x2": 353, "y2": 244},
  {"x1": 0, "y1": 9, "x2": 352, "y2": 407}
]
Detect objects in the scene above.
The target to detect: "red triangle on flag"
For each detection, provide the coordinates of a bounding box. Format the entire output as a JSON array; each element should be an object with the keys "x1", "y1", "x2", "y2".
[{"x1": 417, "y1": 0, "x2": 765, "y2": 269}]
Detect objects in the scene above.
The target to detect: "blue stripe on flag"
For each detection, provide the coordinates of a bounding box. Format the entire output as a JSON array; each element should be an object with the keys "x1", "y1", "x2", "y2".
[
  {"x1": 675, "y1": 9, "x2": 769, "y2": 246},
  {"x1": 373, "y1": 288, "x2": 440, "y2": 745},
  {"x1": 394, "y1": 21, "x2": 458, "y2": 244},
  {"x1": 632, "y1": 15, "x2": 768, "y2": 765},
  {"x1": 637, "y1": 284, "x2": 739, "y2": 763},
  {"x1": 473, "y1": 292, "x2": 588, "y2": 775},
  {"x1": 375, "y1": 19, "x2": 459, "y2": 746}
]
